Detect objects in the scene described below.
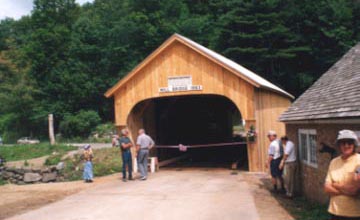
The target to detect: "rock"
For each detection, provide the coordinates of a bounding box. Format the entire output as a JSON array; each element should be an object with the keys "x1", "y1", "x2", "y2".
[
  {"x1": 32, "y1": 168, "x2": 41, "y2": 173},
  {"x1": 24, "y1": 173, "x2": 42, "y2": 183},
  {"x1": 50, "y1": 166, "x2": 57, "y2": 172},
  {"x1": 17, "y1": 181, "x2": 25, "y2": 185},
  {"x1": 56, "y1": 176, "x2": 64, "y2": 182},
  {"x1": 24, "y1": 168, "x2": 32, "y2": 173},
  {"x1": 5, "y1": 167, "x2": 16, "y2": 172},
  {"x1": 3, "y1": 171, "x2": 14, "y2": 179},
  {"x1": 42, "y1": 172, "x2": 57, "y2": 182},
  {"x1": 41, "y1": 168, "x2": 50, "y2": 173},
  {"x1": 15, "y1": 169, "x2": 25, "y2": 175},
  {"x1": 56, "y1": 162, "x2": 65, "y2": 170}
]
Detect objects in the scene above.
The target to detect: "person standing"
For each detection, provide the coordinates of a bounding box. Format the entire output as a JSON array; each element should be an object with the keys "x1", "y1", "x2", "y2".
[
  {"x1": 119, "y1": 128, "x2": 133, "y2": 182},
  {"x1": 265, "y1": 130, "x2": 285, "y2": 193},
  {"x1": 279, "y1": 136, "x2": 297, "y2": 198},
  {"x1": 83, "y1": 144, "x2": 94, "y2": 183},
  {"x1": 136, "y1": 129, "x2": 154, "y2": 181},
  {"x1": 112, "y1": 134, "x2": 120, "y2": 148},
  {"x1": 324, "y1": 130, "x2": 360, "y2": 219}
]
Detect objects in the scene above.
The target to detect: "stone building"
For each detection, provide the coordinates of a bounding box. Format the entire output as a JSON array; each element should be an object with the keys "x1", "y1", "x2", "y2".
[{"x1": 279, "y1": 43, "x2": 360, "y2": 203}]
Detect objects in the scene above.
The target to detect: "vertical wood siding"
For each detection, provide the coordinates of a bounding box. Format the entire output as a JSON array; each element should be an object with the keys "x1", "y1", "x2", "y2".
[{"x1": 112, "y1": 41, "x2": 291, "y2": 172}]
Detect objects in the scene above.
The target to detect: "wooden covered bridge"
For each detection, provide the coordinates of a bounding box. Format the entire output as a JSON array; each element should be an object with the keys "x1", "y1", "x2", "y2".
[{"x1": 105, "y1": 34, "x2": 293, "y2": 172}]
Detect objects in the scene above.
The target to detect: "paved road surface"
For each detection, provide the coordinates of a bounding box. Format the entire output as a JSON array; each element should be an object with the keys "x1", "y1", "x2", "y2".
[{"x1": 7, "y1": 169, "x2": 263, "y2": 220}]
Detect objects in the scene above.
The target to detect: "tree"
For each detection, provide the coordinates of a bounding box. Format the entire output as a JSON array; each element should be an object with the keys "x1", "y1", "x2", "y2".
[
  {"x1": 211, "y1": 0, "x2": 311, "y2": 96},
  {"x1": 59, "y1": 110, "x2": 101, "y2": 138}
]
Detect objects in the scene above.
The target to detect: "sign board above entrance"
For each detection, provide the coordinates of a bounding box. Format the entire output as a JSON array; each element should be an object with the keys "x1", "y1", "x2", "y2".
[
  {"x1": 168, "y1": 76, "x2": 192, "y2": 87},
  {"x1": 159, "y1": 76, "x2": 203, "y2": 93}
]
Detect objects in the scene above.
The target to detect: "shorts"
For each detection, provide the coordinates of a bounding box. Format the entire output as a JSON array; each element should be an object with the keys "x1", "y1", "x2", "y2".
[{"x1": 270, "y1": 157, "x2": 283, "y2": 178}]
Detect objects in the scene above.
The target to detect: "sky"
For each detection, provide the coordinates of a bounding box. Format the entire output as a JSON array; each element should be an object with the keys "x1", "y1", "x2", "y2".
[{"x1": 0, "y1": 0, "x2": 94, "y2": 20}]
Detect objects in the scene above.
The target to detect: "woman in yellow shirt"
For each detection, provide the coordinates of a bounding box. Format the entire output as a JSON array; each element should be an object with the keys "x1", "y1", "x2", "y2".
[{"x1": 324, "y1": 130, "x2": 360, "y2": 220}]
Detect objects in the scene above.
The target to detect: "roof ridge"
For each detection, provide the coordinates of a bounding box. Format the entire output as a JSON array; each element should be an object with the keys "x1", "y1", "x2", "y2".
[
  {"x1": 280, "y1": 42, "x2": 360, "y2": 121},
  {"x1": 105, "y1": 33, "x2": 293, "y2": 99}
]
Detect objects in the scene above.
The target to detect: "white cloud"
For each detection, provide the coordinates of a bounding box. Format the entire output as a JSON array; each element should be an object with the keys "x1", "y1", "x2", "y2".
[
  {"x1": 0, "y1": 0, "x2": 33, "y2": 20},
  {"x1": 0, "y1": 0, "x2": 94, "y2": 20},
  {"x1": 77, "y1": 0, "x2": 93, "y2": 5}
]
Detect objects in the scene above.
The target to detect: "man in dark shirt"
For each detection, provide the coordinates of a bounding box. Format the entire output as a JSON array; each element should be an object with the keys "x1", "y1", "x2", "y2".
[{"x1": 119, "y1": 128, "x2": 133, "y2": 182}]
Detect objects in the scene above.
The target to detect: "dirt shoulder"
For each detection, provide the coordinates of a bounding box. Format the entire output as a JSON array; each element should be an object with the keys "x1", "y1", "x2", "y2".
[
  {"x1": 241, "y1": 172, "x2": 295, "y2": 220},
  {"x1": 0, "y1": 174, "x2": 118, "y2": 220}
]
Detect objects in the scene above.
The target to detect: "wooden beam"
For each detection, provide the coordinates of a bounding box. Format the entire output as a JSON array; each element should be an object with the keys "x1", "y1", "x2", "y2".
[{"x1": 158, "y1": 154, "x2": 189, "y2": 167}]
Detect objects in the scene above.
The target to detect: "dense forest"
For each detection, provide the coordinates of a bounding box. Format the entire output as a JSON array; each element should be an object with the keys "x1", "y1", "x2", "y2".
[{"x1": 0, "y1": 0, "x2": 359, "y2": 141}]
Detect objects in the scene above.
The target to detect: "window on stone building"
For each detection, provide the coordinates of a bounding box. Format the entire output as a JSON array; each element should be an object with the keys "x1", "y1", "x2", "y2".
[{"x1": 298, "y1": 129, "x2": 317, "y2": 168}]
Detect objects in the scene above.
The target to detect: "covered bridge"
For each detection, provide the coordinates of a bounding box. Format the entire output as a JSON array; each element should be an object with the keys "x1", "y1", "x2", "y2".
[{"x1": 105, "y1": 33, "x2": 293, "y2": 172}]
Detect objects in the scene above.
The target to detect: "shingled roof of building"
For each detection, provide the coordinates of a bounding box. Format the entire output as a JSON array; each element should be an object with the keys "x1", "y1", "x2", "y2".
[{"x1": 279, "y1": 42, "x2": 360, "y2": 122}]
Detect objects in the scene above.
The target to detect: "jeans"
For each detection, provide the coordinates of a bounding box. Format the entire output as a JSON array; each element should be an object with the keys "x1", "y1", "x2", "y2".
[
  {"x1": 122, "y1": 150, "x2": 133, "y2": 179},
  {"x1": 137, "y1": 149, "x2": 149, "y2": 178},
  {"x1": 83, "y1": 161, "x2": 93, "y2": 180}
]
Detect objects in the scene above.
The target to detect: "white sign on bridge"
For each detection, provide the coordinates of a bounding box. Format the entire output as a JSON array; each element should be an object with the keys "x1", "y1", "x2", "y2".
[{"x1": 159, "y1": 76, "x2": 202, "y2": 93}]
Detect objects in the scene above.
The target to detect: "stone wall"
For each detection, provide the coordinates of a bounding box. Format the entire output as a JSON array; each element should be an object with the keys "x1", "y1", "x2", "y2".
[
  {"x1": 0, "y1": 162, "x2": 64, "y2": 185},
  {"x1": 285, "y1": 123, "x2": 360, "y2": 204}
]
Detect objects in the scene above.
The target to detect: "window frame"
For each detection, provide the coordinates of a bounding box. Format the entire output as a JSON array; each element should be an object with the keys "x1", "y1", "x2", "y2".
[{"x1": 298, "y1": 129, "x2": 318, "y2": 168}]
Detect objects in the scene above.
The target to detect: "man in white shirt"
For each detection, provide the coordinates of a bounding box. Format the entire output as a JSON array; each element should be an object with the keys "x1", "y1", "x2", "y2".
[
  {"x1": 266, "y1": 130, "x2": 285, "y2": 193},
  {"x1": 136, "y1": 129, "x2": 155, "y2": 180},
  {"x1": 279, "y1": 136, "x2": 297, "y2": 198}
]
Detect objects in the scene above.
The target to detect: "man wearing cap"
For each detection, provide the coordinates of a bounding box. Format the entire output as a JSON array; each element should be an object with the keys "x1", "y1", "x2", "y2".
[
  {"x1": 324, "y1": 129, "x2": 360, "y2": 219},
  {"x1": 136, "y1": 129, "x2": 154, "y2": 181},
  {"x1": 279, "y1": 136, "x2": 297, "y2": 198},
  {"x1": 266, "y1": 130, "x2": 285, "y2": 193}
]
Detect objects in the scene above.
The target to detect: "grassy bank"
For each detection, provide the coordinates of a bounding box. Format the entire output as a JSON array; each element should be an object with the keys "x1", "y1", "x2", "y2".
[
  {"x1": 289, "y1": 197, "x2": 329, "y2": 220},
  {"x1": 0, "y1": 143, "x2": 77, "y2": 161},
  {"x1": 272, "y1": 193, "x2": 329, "y2": 219},
  {"x1": 61, "y1": 147, "x2": 122, "y2": 181}
]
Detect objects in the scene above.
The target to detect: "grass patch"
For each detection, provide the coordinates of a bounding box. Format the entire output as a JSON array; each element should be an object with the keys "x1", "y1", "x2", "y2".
[
  {"x1": 273, "y1": 195, "x2": 329, "y2": 220},
  {"x1": 61, "y1": 147, "x2": 122, "y2": 181},
  {"x1": 44, "y1": 154, "x2": 63, "y2": 166},
  {"x1": 0, "y1": 177, "x2": 7, "y2": 185},
  {"x1": 0, "y1": 143, "x2": 77, "y2": 161},
  {"x1": 256, "y1": 175, "x2": 329, "y2": 220},
  {"x1": 288, "y1": 197, "x2": 329, "y2": 220}
]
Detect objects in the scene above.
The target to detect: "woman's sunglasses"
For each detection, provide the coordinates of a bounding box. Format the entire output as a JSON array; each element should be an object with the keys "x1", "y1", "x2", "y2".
[{"x1": 338, "y1": 139, "x2": 355, "y2": 146}]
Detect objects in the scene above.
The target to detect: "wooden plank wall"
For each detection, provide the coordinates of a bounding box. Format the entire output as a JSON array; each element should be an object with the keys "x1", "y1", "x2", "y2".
[
  {"x1": 114, "y1": 41, "x2": 255, "y2": 126},
  {"x1": 254, "y1": 89, "x2": 291, "y2": 172},
  {"x1": 112, "y1": 41, "x2": 291, "y2": 172}
]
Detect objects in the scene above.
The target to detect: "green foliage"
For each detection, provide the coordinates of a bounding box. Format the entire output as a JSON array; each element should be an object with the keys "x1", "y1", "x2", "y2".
[
  {"x1": 61, "y1": 148, "x2": 122, "y2": 181},
  {"x1": 44, "y1": 154, "x2": 62, "y2": 166},
  {"x1": 0, "y1": 177, "x2": 7, "y2": 185},
  {"x1": 61, "y1": 157, "x2": 83, "y2": 181},
  {"x1": 288, "y1": 197, "x2": 329, "y2": 220},
  {"x1": 59, "y1": 110, "x2": 101, "y2": 138},
  {"x1": 0, "y1": 0, "x2": 360, "y2": 139},
  {"x1": 0, "y1": 143, "x2": 77, "y2": 161},
  {"x1": 95, "y1": 123, "x2": 116, "y2": 137}
]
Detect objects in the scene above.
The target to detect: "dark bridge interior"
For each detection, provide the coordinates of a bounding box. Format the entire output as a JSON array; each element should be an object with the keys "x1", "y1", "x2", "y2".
[
  {"x1": 155, "y1": 95, "x2": 235, "y2": 145},
  {"x1": 128, "y1": 95, "x2": 248, "y2": 169}
]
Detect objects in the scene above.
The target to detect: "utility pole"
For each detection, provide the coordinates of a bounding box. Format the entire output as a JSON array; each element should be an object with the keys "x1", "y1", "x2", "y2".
[{"x1": 48, "y1": 114, "x2": 55, "y2": 145}]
